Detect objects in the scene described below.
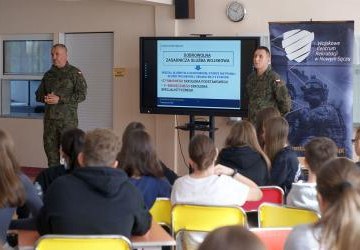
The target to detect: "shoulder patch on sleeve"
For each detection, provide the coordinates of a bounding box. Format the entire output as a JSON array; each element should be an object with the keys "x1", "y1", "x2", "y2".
[{"x1": 274, "y1": 79, "x2": 282, "y2": 85}]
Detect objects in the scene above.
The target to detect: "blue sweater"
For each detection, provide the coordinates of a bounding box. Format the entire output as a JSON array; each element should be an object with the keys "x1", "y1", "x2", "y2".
[
  {"x1": 0, "y1": 173, "x2": 43, "y2": 243},
  {"x1": 270, "y1": 146, "x2": 301, "y2": 195},
  {"x1": 130, "y1": 176, "x2": 171, "y2": 209}
]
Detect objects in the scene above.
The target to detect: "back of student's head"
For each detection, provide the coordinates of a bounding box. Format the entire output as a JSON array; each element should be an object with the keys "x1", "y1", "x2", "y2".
[
  {"x1": 61, "y1": 128, "x2": 85, "y2": 171},
  {"x1": 304, "y1": 137, "x2": 337, "y2": 175},
  {"x1": 198, "y1": 225, "x2": 266, "y2": 250},
  {"x1": 255, "y1": 107, "x2": 281, "y2": 148},
  {"x1": 316, "y1": 157, "x2": 360, "y2": 250},
  {"x1": 0, "y1": 129, "x2": 25, "y2": 207},
  {"x1": 122, "y1": 121, "x2": 145, "y2": 144},
  {"x1": 264, "y1": 116, "x2": 289, "y2": 162},
  {"x1": 118, "y1": 129, "x2": 163, "y2": 177},
  {"x1": 226, "y1": 120, "x2": 258, "y2": 148},
  {"x1": 82, "y1": 128, "x2": 121, "y2": 167},
  {"x1": 189, "y1": 134, "x2": 216, "y2": 171},
  {"x1": 225, "y1": 120, "x2": 270, "y2": 168}
]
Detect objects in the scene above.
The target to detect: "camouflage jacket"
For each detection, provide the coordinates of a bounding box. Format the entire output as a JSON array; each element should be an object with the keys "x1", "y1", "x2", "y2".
[
  {"x1": 245, "y1": 66, "x2": 291, "y2": 124},
  {"x1": 36, "y1": 62, "x2": 87, "y2": 121}
]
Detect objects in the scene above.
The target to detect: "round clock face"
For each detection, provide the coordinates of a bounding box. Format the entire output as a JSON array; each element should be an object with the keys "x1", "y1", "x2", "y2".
[{"x1": 226, "y1": 1, "x2": 246, "y2": 22}]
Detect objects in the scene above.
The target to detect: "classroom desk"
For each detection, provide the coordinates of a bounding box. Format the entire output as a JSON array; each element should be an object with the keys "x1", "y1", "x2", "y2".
[{"x1": 17, "y1": 220, "x2": 175, "y2": 250}]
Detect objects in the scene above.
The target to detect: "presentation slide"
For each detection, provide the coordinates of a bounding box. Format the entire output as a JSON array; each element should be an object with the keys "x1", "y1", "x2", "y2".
[{"x1": 157, "y1": 40, "x2": 241, "y2": 109}]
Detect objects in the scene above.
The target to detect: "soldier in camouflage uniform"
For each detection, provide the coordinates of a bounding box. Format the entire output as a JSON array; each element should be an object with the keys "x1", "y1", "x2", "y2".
[
  {"x1": 36, "y1": 44, "x2": 87, "y2": 167},
  {"x1": 246, "y1": 46, "x2": 291, "y2": 124}
]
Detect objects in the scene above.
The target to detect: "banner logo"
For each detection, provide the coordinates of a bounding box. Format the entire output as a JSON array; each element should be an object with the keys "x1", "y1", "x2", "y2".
[{"x1": 282, "y1": 29, "x2": 314, "y2": 62}]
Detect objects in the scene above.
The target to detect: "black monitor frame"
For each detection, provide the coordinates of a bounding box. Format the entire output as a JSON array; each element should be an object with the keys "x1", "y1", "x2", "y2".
[{"x1": 140, "y1": 36, "x2": 260, "y2": 117}]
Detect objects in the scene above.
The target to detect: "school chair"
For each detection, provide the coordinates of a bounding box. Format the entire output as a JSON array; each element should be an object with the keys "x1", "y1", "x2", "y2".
[
  {"x1": 171, "y1": 204, "x2": 247, "y2": 236},
  {"x1": 251, "y1": 227, "x2": 292, "y2": 250},
  {"x1": 242, "y1": 186, "x2": 284, "y2": 212},
  {"x1": 149, "y1": 197, "x2": 172, "y2": 229},
  {"x1": 35, "y1": 235, "x2": 132, "y2": 250},
  {"x1": 258, "y1": 203, "x2": 320, "y2": 228}
]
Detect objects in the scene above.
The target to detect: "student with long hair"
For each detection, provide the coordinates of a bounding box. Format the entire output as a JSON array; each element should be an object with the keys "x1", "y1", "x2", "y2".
[
  {"x1": 171, "y1": 134, "x2": 262, "y2": 250},
  {"x1": 217, "y1": 120, "x2": 270, "y2": 185},
  {"x1": 255, "y1": 106, "x2": 281, "y2": 149},
  {"x1": 120, "y1": 121, "x2": 178, "y2": 185},
  {"x1": 118, "y1": 129, "x2": 171, "y2": 209},
  {"x1": 35, "y1": 128, "x2": 85, "y2": 196},
  {"x1": 198, "y1": 225, "x2": 265, "y2": 250},
  {"x1": 264, "y1": 117, "x2": 301, "y2": 195},
  {"x1": 0, "y1": 130, "x2": 42, "y2": 244},
  {"x1": 285, "y1": 157, "x2": 360, "y2": 250}
]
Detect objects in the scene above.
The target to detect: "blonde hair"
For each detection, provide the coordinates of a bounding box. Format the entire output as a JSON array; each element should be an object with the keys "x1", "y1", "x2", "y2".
[
  {"x1": 225, "y1": 120, "x2": 270, "y2": 168},
  {"x1": 255, "y1": 107, "x2": 281, "y2": 148},
  {"x1": 316, "y1": 157, "x2": 360, "y2": 250},
  {"x1": 83, "y1": 128, "x2": 121, "y2": 167},
  {"x1": 264, "y1": 117, "x2": 289, "y2": 163},
  {"x1": 0, "y1": 130, "x2": 25, "y2": 207}
]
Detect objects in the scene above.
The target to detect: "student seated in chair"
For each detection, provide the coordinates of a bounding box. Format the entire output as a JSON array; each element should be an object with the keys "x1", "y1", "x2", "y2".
[
  {"x1": 264, "y1": 117, "x2": 302, "y2": 196},
  {"x1": 0, "y1": 130, "x2": 43, "y2": 246},
  {"x1": 35, "y1": 128, "x2": 85, "y2": 197},
  {"x1": 120, "y1": 121, "x2": 178, "y2": 185},
  {"x1": 285, "y1": 157, "x2": 360, "y2": 250},
  {"x1": 37, "y1": 128, "x2": 151, "y2": 238},
  {"x1": 216, "y1": 120, "x2": 270, "y2": 186},
  {"x1": 171, "y1": 134, "x2": 262, "y2": 250},
  {"x1": 117, "y1": 129, "x2": 171, "y2": 209},
  {"x1": 286, "y1": 137, "x2": 337, "y2": 213}
]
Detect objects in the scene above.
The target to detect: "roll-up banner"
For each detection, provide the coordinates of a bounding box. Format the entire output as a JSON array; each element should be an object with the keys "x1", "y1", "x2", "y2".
[{"x1": 269, "y1": 21, "x2": 354, "y2": 157}]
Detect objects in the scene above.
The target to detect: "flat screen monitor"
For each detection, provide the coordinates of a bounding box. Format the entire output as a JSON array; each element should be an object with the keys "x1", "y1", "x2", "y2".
[{"x1": 140, "y1": 36, "x2": 260, "y2": 117}]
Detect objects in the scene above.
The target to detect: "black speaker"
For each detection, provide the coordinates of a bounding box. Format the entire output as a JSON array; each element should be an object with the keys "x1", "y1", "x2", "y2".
[{"x1": 175, "y1": 0, "x2": 195, "y2": 19}]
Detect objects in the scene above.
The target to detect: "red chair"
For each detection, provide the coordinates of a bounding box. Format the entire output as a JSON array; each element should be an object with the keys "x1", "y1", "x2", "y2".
[
  {"x1": 251, "y1": 227, "x2": 291, "y2": 250},
  {"x1": 242, "y1": 186, "x2": 284, "y2": 212}
]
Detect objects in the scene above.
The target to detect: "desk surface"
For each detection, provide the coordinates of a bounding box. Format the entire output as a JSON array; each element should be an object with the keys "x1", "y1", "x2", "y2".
[{"x1": 17, "y1": 221, "x2": 175, "y2": 249}]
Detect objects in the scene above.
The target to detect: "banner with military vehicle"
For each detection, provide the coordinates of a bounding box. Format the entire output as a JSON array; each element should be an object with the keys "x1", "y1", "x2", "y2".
[{"x1": 269, "y1": 21, "x2": 354, "y2": 157}]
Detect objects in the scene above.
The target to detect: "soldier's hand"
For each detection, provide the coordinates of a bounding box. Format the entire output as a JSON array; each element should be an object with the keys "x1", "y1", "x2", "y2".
[{"x1": 46, "y1": 92, "x2": 60, "y2": 104}]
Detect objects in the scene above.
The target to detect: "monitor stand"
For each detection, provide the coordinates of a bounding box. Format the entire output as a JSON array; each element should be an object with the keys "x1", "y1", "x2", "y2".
[{"x1": 176, "y1": 115, "x2": 218, "y2": 141}]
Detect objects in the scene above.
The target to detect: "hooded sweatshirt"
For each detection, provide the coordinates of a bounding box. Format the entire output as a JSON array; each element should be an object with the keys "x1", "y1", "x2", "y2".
[
  {"x1": 286, "y1": 182, "x2": 319, "y2": 213},
  {"x1": 217, "y1": 146, "x2": 269, "y2": 185},
  {"x1": 37, "y1": 167, "x2": 151, "y2": 238}
]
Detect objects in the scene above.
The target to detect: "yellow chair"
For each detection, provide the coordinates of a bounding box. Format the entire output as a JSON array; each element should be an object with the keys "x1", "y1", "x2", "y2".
[
  {"x1": 149, "y1": 197, "x2": 172, "y2": 228},
  {"x1": 35, "y1": 235, "x2": 132, "y2": 250},
  {"x1": 171, "y1": 204, "x2": 247, "y2": 235},
  {"x1": 258, "y1": 203, "x2": 320, "y2": 228}
]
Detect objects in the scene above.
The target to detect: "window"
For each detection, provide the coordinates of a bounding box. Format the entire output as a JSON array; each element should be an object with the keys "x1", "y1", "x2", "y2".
[
  {"x1": 3, "y1": 40, "x2": 52, "y2": 75},
  {"x1": 1, "y1": 35, "x2": 52, "y2": 117}
]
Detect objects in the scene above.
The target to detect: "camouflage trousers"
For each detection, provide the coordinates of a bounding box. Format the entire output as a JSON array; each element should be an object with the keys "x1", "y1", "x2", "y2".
[{"x1": 43, "y1": 119, "x2": 78, "y2": 167}]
